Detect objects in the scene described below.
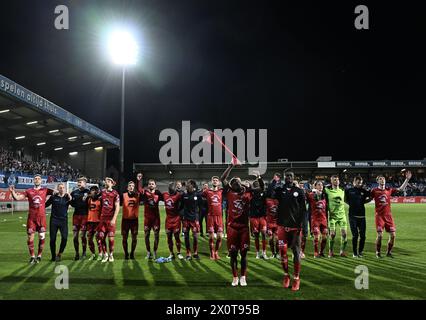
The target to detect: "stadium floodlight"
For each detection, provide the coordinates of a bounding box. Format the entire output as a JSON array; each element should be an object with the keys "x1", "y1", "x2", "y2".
[
  {"x1": 94, "y1": 146, "x2": 103, "y2": 151},
  {"x1": 36, "y1": 142, "x2": 46, "y2": 146},
  {"x1": 15, "y1": 136, "x2": 25, "y2": 140},
  {"x1": 54, "y1": 147, "x2": 63, "y2": 151},
  {"x1": 69, "y1": 151, "x2": 78, "y2": 156},
  {"x1": 26, "y1": 121, "x2": 38, "y2": 125},
  {"x1": 82, "y1": 142, "x2": 91, "y2": 145},
  {"x1": 107, "y1": 30, "x2": 138, "y2": 65},
  {"x1": 49, "y1": 129, "x2": 59, "y2": 133},
  {"x1": 106, "y1": 27, "x2": 140, "y2": 181},
  {"x1": 68, "y1": 136, "x2": 77, "y2": 140},
  {"x1": 0, "y1": 109, "x2": 10, "y2": 113}
]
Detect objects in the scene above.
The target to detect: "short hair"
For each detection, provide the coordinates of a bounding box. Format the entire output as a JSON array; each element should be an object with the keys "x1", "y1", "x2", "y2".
[
  {"x1": 330, "y1": 175, "x2": 339, "y2": 180},
  {"x1": 57, "y1": 183, "x2": 65, "y2": 187},
  {"x1": 314, "y1": 180, "x2": 323, "y2": 186},
  {"x1": 148, "y1": 179, "x2": 156, "y2": 184},
  {"x1": 229, "y1": 177, "x2": 241, "y2": 185},
  {"x1": 353, "y1": 176, "x2": 363, "y2": 182},
  {"x1": 90, "y1": 185, "x2": 99, "y2": 192},
  {"x1": 284, "y1": 171, "x2": 294, "y2": 177},
  {"x1": 77, "y1": 176, "x2": 87, "y2": 182},
  {"x1": 211, "y1": 176, "x2": 220, "y2": 180},
  {"x1": 376, "y1": 175, "x2": 385, "y2": 182},
  {"x1": 188, "y1": 179, "x2": 197, "y2": 188},
  {"x1": 105, "y1": 177, "x2": 116, "y2": 185},
  {"x1": 34, "y1": 174, "x2": 42, "y2": 179},
  {"x1": 274, "y1": 172, "x2": 282, "y2": 178},
  {"x1": 128, "y1": 181, "x2": 135, "y2": 186}
]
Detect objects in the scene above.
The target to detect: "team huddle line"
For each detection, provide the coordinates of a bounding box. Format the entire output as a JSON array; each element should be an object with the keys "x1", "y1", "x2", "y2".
[{"x1": 9, "y1": 161, "x2": 412, "y2": 291}]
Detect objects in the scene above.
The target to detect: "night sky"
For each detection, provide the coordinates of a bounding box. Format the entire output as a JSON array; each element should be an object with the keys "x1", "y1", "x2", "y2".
[{"x1": 1, "y1": 0, "x2": 425, "y2": 172}]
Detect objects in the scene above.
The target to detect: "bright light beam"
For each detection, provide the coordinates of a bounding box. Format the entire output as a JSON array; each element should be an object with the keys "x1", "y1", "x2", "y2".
[{"x1": 108, "y1": 30, "x2": 138, "y2": 65}]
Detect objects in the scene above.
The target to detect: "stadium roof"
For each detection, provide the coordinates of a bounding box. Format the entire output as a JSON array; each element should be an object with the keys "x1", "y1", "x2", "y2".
[{"x1": 0, "y1": 74, "x2": 120, "y2": 152}]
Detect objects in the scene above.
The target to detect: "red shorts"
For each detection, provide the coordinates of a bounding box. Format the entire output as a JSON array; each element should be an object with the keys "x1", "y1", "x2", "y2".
[
  {"x1": 165, "y1": 215, "x2": 181, "y2": 234},
  {"x1": 121, "y1": 218, "x2": 139, "y2": 235},
  {"x1": 311, "y1": 218, "x2": 328, "y2": 235},
  {"x1": 182, "y1": 220, "x2": 200, "y2": 233},
  {"x1": 86, "y1": 221, "x2": 99, "y2": 236},
  {"x1": 227, "y1": 225, "x2": 250, "y2": 252},
  {"x1": 250, "y1": 216, "x2": 267, "y2": 234},
  {"x1": 375, "y1": 214, "x2": 396, "y2": 233},
  {"x1": 96, "y1": 219, "x2": 116, "y2": 237},
  {"x1": 207, "y1": 215, "x2": 223, "y2": 233},
  {"x1": 277, "y1": 226, "x2": 300, "y2": 249},
  {"x1": 27, "y1": 215, "x2": 46, "y2": 235},
  {"x1": 144, "y1": 215, "x2": 160, "y2": 232},
  {"x1": 73, "y1": 215, "x2": 88, "y2": 232},
  {"x1": 267, "y1": 223, "x2": 278, "y2": 237}
]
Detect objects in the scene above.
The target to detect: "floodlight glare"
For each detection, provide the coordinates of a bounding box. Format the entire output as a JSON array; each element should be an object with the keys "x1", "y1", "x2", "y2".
[{"x1": 108, "y1": 30, "x2": 138, "y2": 65}]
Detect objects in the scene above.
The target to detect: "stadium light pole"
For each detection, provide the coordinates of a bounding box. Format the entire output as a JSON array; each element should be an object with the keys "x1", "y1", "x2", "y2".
[{"x1": 107, "y1": 30, "x2": 138, "y2": 178}]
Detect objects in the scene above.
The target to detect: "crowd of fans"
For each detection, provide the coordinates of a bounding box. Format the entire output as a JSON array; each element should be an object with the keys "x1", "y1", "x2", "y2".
[
  {"x1": 296, "y1": 173, "x2": 426, "y2": 196},
  {"x1": 0, "y1": 147, "x2": 99, "y2": 183}
]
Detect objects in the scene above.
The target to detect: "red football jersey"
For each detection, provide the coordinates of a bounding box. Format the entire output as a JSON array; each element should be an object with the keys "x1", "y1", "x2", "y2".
[
  {"x1": 141, "y1": 190, "x2": 162, "y2": 218},
  {"x1": 370, "y1": 187, "x2": 397, "y2": 216},
  {"x1": 162, "y1": 192, "x2": 181, "y2": 217},
  {"x1": 25, "y1": 187, "x2": 53, "y2": 218},
  {"x1": 265, "y1": 198, "x2": 279, "y2": 224},
  {"x1": 100, "y1": 189, "x2": 120, "y2": 219},
  {"x1": 307, "y1": 192, "x2": 327, "y2": 221},
  {"x1": 202, "y1": 189, "x2": 223, "y2": 216},
  {"x1": 225, "y1": 189, "x2": 252, "y2": 228}
]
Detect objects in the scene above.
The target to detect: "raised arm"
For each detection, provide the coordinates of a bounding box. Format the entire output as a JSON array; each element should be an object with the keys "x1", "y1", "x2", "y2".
[
  {"x1": 220, "y1": 162, "x2": 235, "y2": 186},
  {"x1": 136, "y1": 173, "x2": 144, "y2": 195},
  {"x1": 397, "y1": 171, "x2": 412, "y2": 192},
  {"x1": 9, "y1": 185, "x2": 26, "y2": 201}
]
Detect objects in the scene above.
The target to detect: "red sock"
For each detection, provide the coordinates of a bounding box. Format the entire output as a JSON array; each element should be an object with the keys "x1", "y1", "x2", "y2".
[
  {"x1": 215, "y1": 237, "x2": 222, "y2": 252},
  {"x1": 387, "y1": 240, "x2": 394, "y2": 253},
  {"x1": 320, "y1": 236, "x2": 327, "y2": 254},
  {"x1": 280, "y1": 244, "x2": 289, "y2": 273},
  {"x1": 269, "y1": 238, "x2": 275, "y2": 255},
  {"x1": 88, "y1": 237, "x2": 95, "y2": 254},
  {"x1": 108, "y1": 238, "x2": 115, "y2": 254},
  {"x1": 255, "y1": 236, "x2": 260, "y2": 252},
  {"x1": 193, "y1": 236, "x2": 198, "y2": 254},
  {"x1": 37, "y1": 238, "x2": 45, "y2": 256},
  {"x1": 167, "y1": 234, "x2": 174, "y2": 253},
  {"x1": 294, "y1": 261, "x2": 301, "y2": 278},
  {"x1": 313, "y1": 236, "x2": 319, "y2": 254},
  {"x1": 376, "y1": 237, "x2": 382, "y2": 253},
  {"x1": 301, "y1": 237, "x2": 306, "y2": 253},
  {"x1": 102, "y1": 239, "x2": 107, "y2": 254},
  {"x1": 174, "y1": 233, "x2": 181, "y2": 253},
  {"x1": 209, "y1": 237, "x2": 214, "y2": 255},
  {"x1": 145, "y1": 236, "x2": 151, "y2": 253},
  {"x1": 27, "y1": 239, "x2": 35, "y2": 257},
  {"x1": 262, "y1": 239, "x2": 266, "y2": 252},
  {"x1": 230, "y1": 254, "x2": 238, "y2": 277},
  {"x1": 81, "y1": 235, "x2": 87, "y2": 254}
]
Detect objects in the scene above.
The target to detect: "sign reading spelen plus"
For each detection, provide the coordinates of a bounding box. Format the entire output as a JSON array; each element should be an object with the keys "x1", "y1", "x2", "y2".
[{"x1": 0, "y1": 74, "x2": 119, "y2": 147}]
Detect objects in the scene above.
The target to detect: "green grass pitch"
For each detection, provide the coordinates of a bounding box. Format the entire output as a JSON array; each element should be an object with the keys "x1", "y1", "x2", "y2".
[{"x1": 0, "y1": 204, "x2": 425, "y2": 300}]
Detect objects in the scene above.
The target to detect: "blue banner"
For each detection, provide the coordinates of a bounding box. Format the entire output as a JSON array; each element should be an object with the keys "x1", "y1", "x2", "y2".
[{"x1": 0, "y1": 172, "x2": 48, "y2": 189}]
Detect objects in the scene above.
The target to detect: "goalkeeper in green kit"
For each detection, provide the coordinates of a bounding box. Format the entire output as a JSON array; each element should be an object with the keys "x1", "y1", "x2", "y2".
[{"x1": 324, "y1": 175, "x2": 348, "y2": 257}]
